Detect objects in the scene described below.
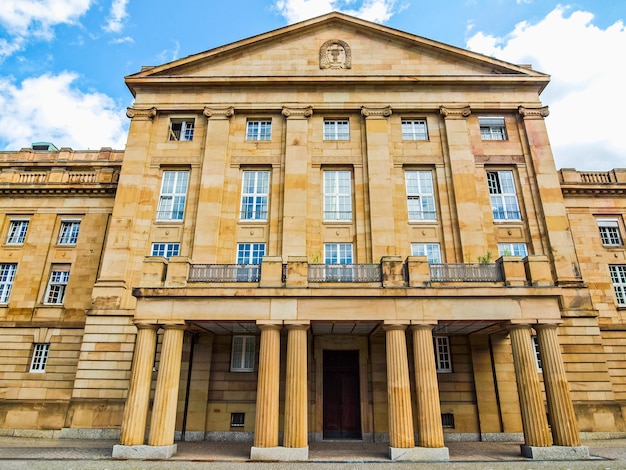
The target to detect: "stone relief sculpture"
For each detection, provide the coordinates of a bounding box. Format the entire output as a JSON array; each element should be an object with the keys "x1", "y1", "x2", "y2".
[{"x1": 320, "y1": 40, "x2": 351, "y2": 69}]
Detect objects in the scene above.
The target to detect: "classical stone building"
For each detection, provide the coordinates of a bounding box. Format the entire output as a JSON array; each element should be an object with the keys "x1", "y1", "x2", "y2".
[{"x1": 0, "y1": 12, "x2": 624, "y2": 461}]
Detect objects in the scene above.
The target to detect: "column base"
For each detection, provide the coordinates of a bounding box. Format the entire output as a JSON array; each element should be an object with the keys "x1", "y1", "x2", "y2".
[
  {"x1": 389, "y1": 446, "x2": 450, "y2": 461},
  {"x1": 520, "y1": 445, "x2": 590, "y2": 460},
  {"x1": 112, "y1": 444, "x2": 177, "y2": 459},
  {"x1": 250, "y1": 446, "x2": 309, "y2": 461}
]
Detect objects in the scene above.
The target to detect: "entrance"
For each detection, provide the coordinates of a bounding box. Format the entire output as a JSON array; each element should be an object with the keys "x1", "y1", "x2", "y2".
[{"x1": 323, "y1": 349, "x2": 362, "y2": 439}]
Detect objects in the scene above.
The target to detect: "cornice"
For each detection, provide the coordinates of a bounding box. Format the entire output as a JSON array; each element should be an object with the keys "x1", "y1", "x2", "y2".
[
  {"x1": 561, "y1": 186, "x2": 626, "y2": 197},
  {"x1": 0, "y1": 185, "x2": 118, "y2": 196}
]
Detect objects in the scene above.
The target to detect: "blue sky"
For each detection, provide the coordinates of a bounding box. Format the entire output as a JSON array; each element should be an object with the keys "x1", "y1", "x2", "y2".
[{"x1": 0, "y1": 0, "x2": 625, "y2": 170}]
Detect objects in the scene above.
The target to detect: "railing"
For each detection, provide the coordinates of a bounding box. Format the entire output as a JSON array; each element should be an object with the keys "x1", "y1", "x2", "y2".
[
  {"x1": 580, "y1": 171, "x2": 613, "y2": 183},
  {"x1": 18, "y1": 173, "x2": 47, "y2": 183},
  {"x1": 308, "y1": 264, "x2": 382, "y2": 282},
  {"x1": 430, "y1": 263, "x2": 503, "y2": 282},
  {"x1": 188, "y1": 264, "x2": 261, "y2": 282},
  {"x1": 67, "y1": 172, "x2": 96, "y2": 183}
]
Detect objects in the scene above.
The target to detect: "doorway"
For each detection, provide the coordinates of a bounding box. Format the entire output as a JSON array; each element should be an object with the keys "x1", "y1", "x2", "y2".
[{"x1": 323, "y1": 349, "x2": 362, "y2": 439}]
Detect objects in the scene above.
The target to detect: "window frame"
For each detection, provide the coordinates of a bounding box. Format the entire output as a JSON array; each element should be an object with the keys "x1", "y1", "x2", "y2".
[
  {"x1": 323, "y1": 170, "x2": 352, "y2": 222},
  {"x1": 151, "y1": 242, "x2": 181, "y2": 259},
  {"x1": 609, "y1": 265, "x2": 626, "y2": 307},
  {"x1": 598, "y1": 219, "x2": 623, "y2": 246},
  {"x1": 156, "y1": 170, "x2": 189, "y2": 221},
  {"x1": 323, "y1": 119, "x2": 350, "y2": 141},
  {"x1": 231, "y1": 335, "x2": 256, "y2": 372},
  {"x1": 434, "y1": 336, "x2": 452, "y2": 373},
  {"x1": 405, "y1": 170, "x2": 437, "y2": 222},
  {"x1": 498, "y1": 243, "x2": 528, "y2": 257},
  {"x1": 411, "y1": 243, "x2": 442, "y2": 264},
  {"x1": 240, "y1": 170, "x2": 270, "y2": 221},
  {"x1": 401, "y1": 119, "x2": 429, "y2": 140},
  {"x1": 236, "y1": 243, "x2": 266, "y2": 265},
  {"x1": 6, "y1": 219, "x2": 29, "y2": 245},
  {"x1": 57, "y1": 220, "x2": 81, "y2": 245},
  {"x1": 169, "y1": 118, "x2": 195, "y2": 141},
  {"x1": 44, "y1": 264, "x2": 70, "y2": 305},
  {"x1": 0, "y1": 263, "x2": 17, "y2": 304},
  {"x1": 246, "y1": 119, "x2": 272, "y2": 141},
  {"x1": 487, "y1": 170, "x2": 521, "y2": 221},
  {"x1": 29, "y1": 343, "x2": 50, "y2": 373},
  {"x1": 479, "y1": 117, "x2": 507, "y2": 141}
]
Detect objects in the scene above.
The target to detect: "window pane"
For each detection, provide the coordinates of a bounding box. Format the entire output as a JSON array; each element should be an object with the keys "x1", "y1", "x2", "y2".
[
  {"x1": 7, "y1": 220, "x2": 29, "y2": 244},
  {"x1": 610, "y1": 265, "x2": 626, "y2": 306},
  {"x1": 324, "y1": 171, "x2": 352, "y2": 221},
  {"x1": 411, "y1": 243, "x2": 441, "y2": 264},
  {"x1": 405, "y1": 171, "x2": 436, "y2": 221},
  {"x1": 401, "y1": 119, "x2": 428, "y2": 140},
  {"x1": 323, "y1": 120, "x2": 349, "y2": 140},
  {"x1": 487, "y1": 171, "x2": 520, "y2": 221},
  {"x1": 157, "y1": 171, "x2": 189, "y2": 220},
  {"x1": 30, "y1": 343, "x2": 50, "y2": 373},
  {"x1": 0, "y1": 263, "x2": 17, "y2": 303},
  {"x1": 240, "y1": 171, "x2": 269, "y2": 220}
]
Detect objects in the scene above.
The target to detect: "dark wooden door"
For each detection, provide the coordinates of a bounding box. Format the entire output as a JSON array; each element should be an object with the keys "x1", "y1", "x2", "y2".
[{"x1": 323, "y1": 350, "x2": 362, "y2": 439}]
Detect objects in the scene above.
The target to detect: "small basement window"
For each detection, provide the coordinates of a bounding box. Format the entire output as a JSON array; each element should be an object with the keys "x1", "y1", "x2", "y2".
[
  {"x1": 441, "y1": 413, "x2": 455, "y2": 428},
  {"x1": 230, "y1": 412, "x2": 245, "y2": 428}
]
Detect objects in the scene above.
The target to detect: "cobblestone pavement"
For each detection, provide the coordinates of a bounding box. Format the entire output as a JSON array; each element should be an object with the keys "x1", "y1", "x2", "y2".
[{"x1": 1, "y1": 437, "x2": 626, "y2": 469}]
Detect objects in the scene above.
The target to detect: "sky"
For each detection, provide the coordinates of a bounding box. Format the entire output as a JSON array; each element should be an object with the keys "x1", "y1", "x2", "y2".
[{"x1": 0, "y1": 1, "x2": 625, "y2": 171}]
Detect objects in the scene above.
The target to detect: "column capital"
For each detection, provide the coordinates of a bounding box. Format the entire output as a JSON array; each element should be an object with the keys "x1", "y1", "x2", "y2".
[
  {"x1": 518, "y1": 105, "x2": 549, "y2": 120},
  {"x1": 257, "y1": 322, "x2": 282, "y2": 332},
  {"x1": 203, "y1": 106, "x2": 235, "y2": 119},
  {"x1": 410, "y1": 323, "x2": 435, "y2": 333},
  {"x1": 361, "y1": 105, "x2": 392, "y2": 119},
  {"x1": 383, "y1": 323, "x2": 409, "y2": 332},
  {"x1": 284, "y1": 322, "x2": 310, "y2": 331},
  {"x1": 281, "y1": 106, "x2": 313, "y2": 119},
  {"x1": 533, "y1": 322, "x2": 561, "y2": 332},
  {"x1": 126, "y1": 106, "x2": 157, "y2": 120},
  {"x1": 160, "y1": 322, "x2": 186, "y2": 331},
  {"x1": 440, "y1": 105, "x2": 471, "y2": 119},
  {"x1": 133, "y1": 321, "x2": 159, "y2": 330}
]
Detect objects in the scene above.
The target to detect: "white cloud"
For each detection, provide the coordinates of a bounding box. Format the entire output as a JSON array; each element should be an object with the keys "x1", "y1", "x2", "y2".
[
  {"x1": 0, "y1": 0, "x2": 92, "y2": 37},
  {"x1": 103, "y1": 0, "x2": 129, "y2": 33},
  {"x1": 0, "y1": 72, "x2": 128, "y2": 151},
  {"x1": 466, "y1": 6, "x2": 626, "y2": 171},
  {"x1": 274, "y1": 0, "x2": 399, "y2": 24}
]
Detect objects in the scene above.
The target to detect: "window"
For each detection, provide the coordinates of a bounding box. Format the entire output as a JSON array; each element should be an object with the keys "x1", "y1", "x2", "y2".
[
  {"x1": 246, "y1": 120, "x2": 272, "y2": 141},
  {"x1": 236, "y1": 243, "x2": 265, "y2": 281},
  {"x1": 479, "y1": 117, "x2": 507, "y2": 140},
  {"x1": 610, "y1": 265, "x2": 626, "y2": 306},
  {"x1": 441, "y1": 413, "x2": 455, "y2": 428},
  {"x1": 487, "y1": 171, "x2": 521, "y2": 221},
  {"x1": 231, "y1": 336, "x2": 255, "y2": 371},
  {"x1": 58, "y1": 220, "x2": 80, "y2": 245},
  {"x1": 498, "y1": 243, "x2": 528, "y2": 257},
  {"x1": 156, "y1": 171, "x2": 189, "y2": 221},
  {"x1": 6, "y1": 220, "x2": 29, "y2": 245},
  {"x1": 401, "y1": 119, "x2": 429, "y2": 140},
  {"x1": 405, "y1": 170, "x2": 436, "y2": 221},
  {"x1": 240, "y1": 171, "x2": 269, "y2": 221},
  {"x1": 29, "y1": 343, "x2": 50, "y2": 373},
  {"x1": 324, "y1": 170, "x2": 352, "y2": 221},
  {"x1": 151, "y1": 243, "x2": 180, "y2": 259},
  {"x1": 323, "y1": 119, "x2": 349, "y2": 140},
  {"x1": 169, "y1": 119, "x2": 194, "y2": 141},
  {"x1": 325, "y1": 243, "x2": 353, "y2": 265},
  {"x1": 411, "y1": 243, "x2": 442, "y2": 264},
  {"x1": 598, "y1": 219, "x2": 623, "y2": 246},
  {"x1": 434, "y1": 336, "x2": 451, "y2": 372},
  {"x1": 44, "y1": 265, "x2": 70, "y2": 304},
  {"x1": 532, "y1": 336, "x2": 542, "y2": 371},
  {"x1": 0, "y1": 263, "x2": 17, "y2": 303},
  {"x1": 230, "y1": 412, "x2": 245, "y2": 427}
]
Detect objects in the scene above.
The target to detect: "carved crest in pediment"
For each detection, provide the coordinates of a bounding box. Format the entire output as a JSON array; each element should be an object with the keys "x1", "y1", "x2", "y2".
[{"x1": 320, "y1": 40, "x2": 351, "y2": 69}]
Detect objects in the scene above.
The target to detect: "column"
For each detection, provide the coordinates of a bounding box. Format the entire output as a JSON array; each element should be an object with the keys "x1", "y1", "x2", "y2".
[
  {"x1": 440, "y1": 106, "x2": 486, "y2": 261},
  {"x1": 509, "y1": 324, "x2": 552, "y2": 447},
  {"x1": 411, "y1": 325, "x2": 445, "y2": 448},
  {"x1": 281, "y1": 106, "x2": 312, "y2": 258},
  {"x1": 193, "y1": 106, "x2": 234, "y2": 263},
  {"x1": 362, "y1": 106, "x2": 396, "y2": 260},
  {"x1": 148, "y1": 323, "x2": 186, "y2": 447},
  {"x1": 118, "y1": 323, "x2": 158, "y2": 445},
  {"x1": 535, "y1": 324, "x2": 581, "y2": 446},
  {"x1": 283, "y1": 324, "x2": 309, "y2": 456},
  {"x1": 252, "y1": 324, "x2": 282, "y2": 451},
  {"x1": 384, "y1": 324, "x2": 415, "y2": 453}
]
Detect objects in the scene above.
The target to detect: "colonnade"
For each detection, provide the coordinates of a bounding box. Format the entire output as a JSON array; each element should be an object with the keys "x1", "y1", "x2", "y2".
[{"x1": 113, "y1": 320, "x2": 583, "y2": 460}]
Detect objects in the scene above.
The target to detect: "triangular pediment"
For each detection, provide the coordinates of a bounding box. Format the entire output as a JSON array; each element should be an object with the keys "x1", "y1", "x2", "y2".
[{"x1": 126, "y1": 12, "x2": 547, "y2": 92}]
